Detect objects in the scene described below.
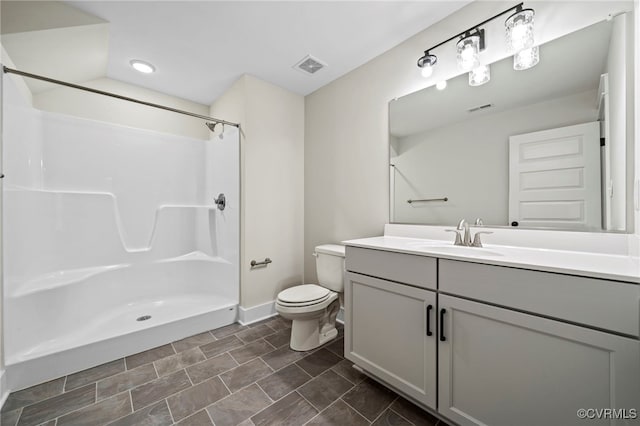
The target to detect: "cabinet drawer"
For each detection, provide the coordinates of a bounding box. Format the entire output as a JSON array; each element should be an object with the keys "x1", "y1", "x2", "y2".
[
  {"x1": 346, "y1": 246, "x2": 436, "y2": 290},
  {"x1": 439, "y1": 259, "x2": 640, "y2": 336}
]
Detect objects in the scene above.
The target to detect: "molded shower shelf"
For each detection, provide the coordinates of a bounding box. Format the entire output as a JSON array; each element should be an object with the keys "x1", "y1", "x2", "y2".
[{"x1": 4, "y1": 188, "x2": 223, "y2": 281}]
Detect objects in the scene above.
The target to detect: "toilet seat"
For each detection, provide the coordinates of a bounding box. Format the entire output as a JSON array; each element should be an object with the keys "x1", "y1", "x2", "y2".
[
  {"x1": 277, "y1": 284, "x2": 331, "y2": 306},
  {"x1": 276, "y1": 285, "x2": 338, "y2": 313}
]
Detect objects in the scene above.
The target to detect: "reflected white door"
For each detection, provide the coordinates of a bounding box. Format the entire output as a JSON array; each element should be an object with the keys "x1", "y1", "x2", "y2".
[{"x1": 508, "y1": 122, "x2": 601, "y2": 230}]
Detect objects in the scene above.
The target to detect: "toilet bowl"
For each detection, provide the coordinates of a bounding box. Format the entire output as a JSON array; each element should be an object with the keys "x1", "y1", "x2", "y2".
[{"x1": 276, "y1": 244, "x2": 345, "y2": 351}]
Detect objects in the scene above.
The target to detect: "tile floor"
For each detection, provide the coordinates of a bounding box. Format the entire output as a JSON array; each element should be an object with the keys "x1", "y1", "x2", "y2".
[{"x1": 0, "y1": 317, "x2": 449, "y2": 426}]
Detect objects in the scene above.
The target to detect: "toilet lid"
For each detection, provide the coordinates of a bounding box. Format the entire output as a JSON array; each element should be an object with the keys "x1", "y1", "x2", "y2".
[{"x1": 278, "y1": 284, "x2": 330, "y2": 304}]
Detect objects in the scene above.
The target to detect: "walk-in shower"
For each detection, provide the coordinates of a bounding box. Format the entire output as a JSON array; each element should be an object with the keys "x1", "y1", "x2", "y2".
[{"x1": 1, "y1": 68, "x2": 240, "y2": 390}]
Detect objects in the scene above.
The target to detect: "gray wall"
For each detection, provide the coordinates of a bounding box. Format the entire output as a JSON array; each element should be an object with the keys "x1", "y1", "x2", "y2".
[{"x1": 303, "y1": 1, "x2": 635, "y2": 282}]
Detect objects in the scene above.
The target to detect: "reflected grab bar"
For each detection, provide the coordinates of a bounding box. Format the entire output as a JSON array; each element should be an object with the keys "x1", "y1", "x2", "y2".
[{"x1": 407, "y1": 197, "x2": 448, "y2": 204}]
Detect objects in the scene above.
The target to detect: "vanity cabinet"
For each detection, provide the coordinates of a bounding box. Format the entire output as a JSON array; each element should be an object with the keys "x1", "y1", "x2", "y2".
[
  {"x1": 344, "y1": 271, "x2": 437, "y2": 408},
  {"x1": 344, "y1": 246, "x2": 640, "y2": 426},
  {"x1": 438, "y1": 294, "x2": 640, "y2": 426}
]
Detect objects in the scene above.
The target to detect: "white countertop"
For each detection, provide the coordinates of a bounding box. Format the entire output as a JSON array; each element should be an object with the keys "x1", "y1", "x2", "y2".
[{"x1": 343, "y1": 236, "x2": 640, "y2": 283}]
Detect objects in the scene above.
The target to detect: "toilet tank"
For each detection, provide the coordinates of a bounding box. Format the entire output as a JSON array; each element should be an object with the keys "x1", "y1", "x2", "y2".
[{"x1": 315, "y1": 244, "x2": 346, "y2": 292}]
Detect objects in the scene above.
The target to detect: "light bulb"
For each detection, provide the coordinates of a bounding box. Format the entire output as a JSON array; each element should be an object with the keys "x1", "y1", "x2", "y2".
[
  {"x1": 505, "y1": 9, "x2": 535, "y2": 52},
  {"x1": 456, "y1": 35, "x2": 480, "y2": 71},
  {"x1": 421, "y1": 65, "x2": 434, "y2": 78},
  {"x1": 436, "y1": 80, "x2": 447, "y2": 90}
]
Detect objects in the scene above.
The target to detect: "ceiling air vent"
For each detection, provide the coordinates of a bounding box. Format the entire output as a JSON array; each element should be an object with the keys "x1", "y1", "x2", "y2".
[
  {"x1": 467, "y1": 103, "x2": 494, "y2": 113},
  {"x1": 293, "y1": 55, "x2": 326, "y2": 75}
]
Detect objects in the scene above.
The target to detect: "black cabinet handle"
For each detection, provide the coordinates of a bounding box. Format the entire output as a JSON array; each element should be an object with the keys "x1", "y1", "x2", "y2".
[
  {"x1": 426, "y1": 304, "x2": 433, "y2": 336},
  {"x1": 440, "y1": 308, "x2": 447, "y2": 342}
]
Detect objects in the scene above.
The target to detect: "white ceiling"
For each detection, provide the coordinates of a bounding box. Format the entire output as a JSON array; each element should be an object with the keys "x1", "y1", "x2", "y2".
[
  {"x1": 390, "y1": 18, "x2": 613, "y2": 138},
  {"x1": 60, "y1": 1, "x2": 470, "y2": 105}
]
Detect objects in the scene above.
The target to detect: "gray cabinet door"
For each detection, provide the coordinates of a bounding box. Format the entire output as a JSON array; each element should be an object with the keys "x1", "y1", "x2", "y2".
[
  {"x1": 438, "y1": 294, "x2": 640, "y2": 426},
  {"x1": 345, "y1": 271, "x2": 437, "y2": 409}
]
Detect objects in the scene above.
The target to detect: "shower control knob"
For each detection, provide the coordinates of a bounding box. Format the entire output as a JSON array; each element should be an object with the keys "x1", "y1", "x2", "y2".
[{"x1": 214, "y1": 193, "x2": 226, "y2": 211}]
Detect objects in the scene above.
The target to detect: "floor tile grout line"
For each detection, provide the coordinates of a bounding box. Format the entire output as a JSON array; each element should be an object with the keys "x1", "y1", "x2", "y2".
[
  {"x1": 96, "y1": 364, "x2": 163, "y2": 402},
  {"x1": 62, "y1": 358, "x2": 128, "y2": 394},
  {"x1": 204, "y1": 405, "x2": 216, "y2": 425},
  {"x1": 339, "y1": 392, "x2": 388, "y2": 424},
  {"x1": 301, "y1": 397, "x2": 361, "y2": 426},
  {"x1": 164, "y1": 397, "x2": 176, "y2": 424},
  {"x1": 254, "y1": 381, "x2": 276, "y2": 404},
  {"x1": 94, "y1": 391, "x2": 135, "y2": 426},
  {"x1": 124, "y1": 369, "x2": 193, "y2": 415},
  {"x1": 185, "y1": 367, "x2": 195, "y2": 387},
  {"x1": 296, "y1": 388, "x2": 322, "y2": 414},
  {"x1": 11, "y1": 382, "x2": 98, "y2": 426},
  {"x1": 389, "y1": 407, "x2": 419, "y2": 426},
  {"x1": 13, "y1": 407, "x2": 24, "y2": 426},
  {"x1": 248, "y1": 388, "x2": 305, "y2": 422},
  {"x1": 368, "y1": 395, "x2": 400, "y2": 425},
  {"x1": 218, "y1": 375, "x2": 233, "y2": 398},
  {"x1": 298, "y1": 372, "x2": 360, "y2": 423},
  {"x1": 46, "y1": 385, "x2": 131, "y2": 426},
  {"x1": 182, "y1": 350, "x2": 239, "y2": 378},
  {"x1": 329, "y1": 365, "x2": 360, "y2": 385}
]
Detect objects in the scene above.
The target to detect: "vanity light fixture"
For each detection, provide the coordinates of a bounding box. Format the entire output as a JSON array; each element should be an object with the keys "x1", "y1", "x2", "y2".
[
  {"x1": 416, "y1": 3, "x2": 540, "y2": 83},
  {"x1": 469, "y1": 64, "x2": 491, "y2": 86},
  {"x1": 417, "y1": 52, "x2": 437, "y2": 78},
  {"x1": 130, "y1": 60, "x2": 155, "y2": 74}
]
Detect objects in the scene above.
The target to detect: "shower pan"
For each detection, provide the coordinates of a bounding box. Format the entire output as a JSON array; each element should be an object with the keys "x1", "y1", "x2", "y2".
[{"x1": 1, "y1": 72, "x2": 240, "y2": 391}]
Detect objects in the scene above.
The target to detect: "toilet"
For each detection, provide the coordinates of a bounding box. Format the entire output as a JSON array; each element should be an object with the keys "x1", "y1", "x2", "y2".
[{"x1": 276, "y1": 244, "x2": 345, "y2": 351}]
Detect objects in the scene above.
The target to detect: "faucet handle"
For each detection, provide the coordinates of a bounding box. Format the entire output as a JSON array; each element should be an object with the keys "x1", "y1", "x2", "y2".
[
  {"x1": 445, "y1": 229, "x2": 464, "y2": 246},
  {"x1": 471, "y1": 231, "x2": 493, "y2": 248},
  {"x1": 474, "y1": 218, "x2": 484, "y2": 226}
]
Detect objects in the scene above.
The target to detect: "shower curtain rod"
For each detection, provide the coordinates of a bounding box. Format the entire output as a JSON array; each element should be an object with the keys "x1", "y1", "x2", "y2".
[{"x1": 2, "y1": 66, "x2": 240, "y2": 128}]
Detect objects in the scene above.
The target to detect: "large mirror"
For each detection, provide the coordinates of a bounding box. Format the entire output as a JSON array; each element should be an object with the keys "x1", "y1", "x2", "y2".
[{"x1": 390, "y1": 15, "x2": 634, "y2": 232}]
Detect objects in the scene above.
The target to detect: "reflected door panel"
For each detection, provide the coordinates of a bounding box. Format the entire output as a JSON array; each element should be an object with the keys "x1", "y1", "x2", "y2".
[{"x1": 508, "y1": 122, "x2": 601, "y2": 230}]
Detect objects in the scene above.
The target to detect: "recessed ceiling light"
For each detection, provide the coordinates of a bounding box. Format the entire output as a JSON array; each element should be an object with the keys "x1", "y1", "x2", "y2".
[
  {"x1": 436, "y1": 80, "x2": 447, "y2": 90},
  {"x1": 130, "y1": 60, "x2": 155, "y2": 74}
]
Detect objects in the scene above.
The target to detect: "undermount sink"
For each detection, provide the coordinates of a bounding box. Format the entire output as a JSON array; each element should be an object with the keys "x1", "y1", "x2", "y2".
[
  {"x1": 408, "y1": 243, "x2": 504, "y2": 257},
  {"x1": 428, "y1": 245, "x2": 503, "y2": 257},
  {"x1": 405, "y1": 240, "x2": 452, "y2": 248}
]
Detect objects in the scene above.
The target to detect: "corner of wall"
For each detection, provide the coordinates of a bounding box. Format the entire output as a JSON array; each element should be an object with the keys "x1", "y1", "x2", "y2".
[
  {"x1": 212, "y1": 74, "x2": 304, "y2": 310},
  {"x1": 1, "y1": 45, "x2": 33, "y2": 106}
]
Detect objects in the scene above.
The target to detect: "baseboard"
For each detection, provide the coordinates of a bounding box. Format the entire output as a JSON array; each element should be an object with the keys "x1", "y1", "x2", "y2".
[
  {"x1": 0, "y1": 368, "x2": 9, "y2": 410},
  {"x1": 238, "y1": 301, "x2": 345, "y2": 326},
  {"x1": 238, "y1": 300, "x2": 277, "y2": 325}
]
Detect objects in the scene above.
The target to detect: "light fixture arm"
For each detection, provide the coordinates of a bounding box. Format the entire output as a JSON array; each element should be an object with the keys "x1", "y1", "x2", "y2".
[{"x1": 419, "y1": 2, "x2": 523, "y2": 56}]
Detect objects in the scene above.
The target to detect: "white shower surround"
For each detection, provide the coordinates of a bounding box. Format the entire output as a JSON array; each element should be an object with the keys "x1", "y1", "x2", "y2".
[{"x1": 2, "y1": 78, "x2": 240, "y2": 390}]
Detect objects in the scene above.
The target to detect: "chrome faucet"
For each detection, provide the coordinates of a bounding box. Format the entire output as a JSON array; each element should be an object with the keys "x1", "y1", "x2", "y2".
[
  {"x1": 457, "y1": 219, "x2": 472, "y2": 246},
  {"x1": 446, "y1": 218, "x2": 493, "y2": 247}
]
